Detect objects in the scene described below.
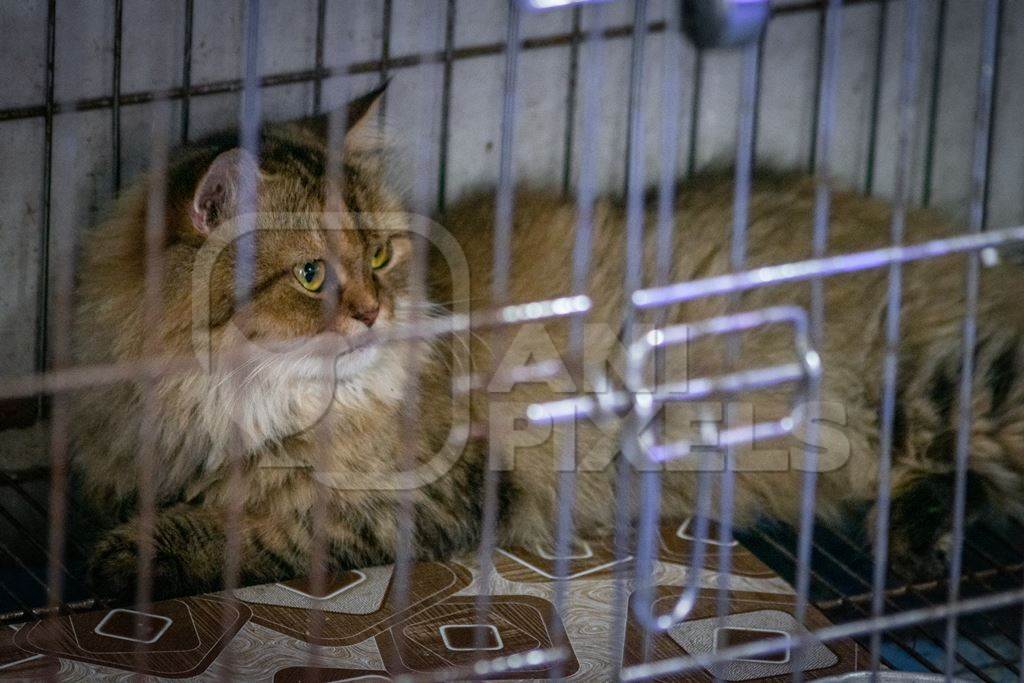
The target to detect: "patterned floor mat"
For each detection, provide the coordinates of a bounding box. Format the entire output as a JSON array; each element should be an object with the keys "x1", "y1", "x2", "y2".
[{"x1": 0, "y1": 522, "x2": 872, "y2": 681}]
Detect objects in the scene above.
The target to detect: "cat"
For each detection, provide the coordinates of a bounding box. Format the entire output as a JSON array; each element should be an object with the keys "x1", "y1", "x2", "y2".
[
  {"x1": 446, "y1": 176, "x2": 1024, "y2": 581},
  {"x1": 73, "y1": 86, "x2": 484, "y2": 601},
  {"x1": 72, "y1": 84, "x2": 1024, "y2": 602}
]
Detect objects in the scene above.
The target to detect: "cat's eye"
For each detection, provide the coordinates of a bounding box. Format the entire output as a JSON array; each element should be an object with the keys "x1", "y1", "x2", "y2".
[
  {"x1": 293, "y1": 260, "x2": 326, "y2": 292},
  {"x1": 370, "y1": 242, "x2": 391, "y2": 270}
]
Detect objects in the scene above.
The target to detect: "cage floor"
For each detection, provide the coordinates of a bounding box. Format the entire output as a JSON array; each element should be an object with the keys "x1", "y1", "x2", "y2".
[
  {"x1": 738, "y1": 519, "x2": 1024, "y2": 682},
  {"x1": 0, "y1": 468, "x2": 1020, "y2": 681}
]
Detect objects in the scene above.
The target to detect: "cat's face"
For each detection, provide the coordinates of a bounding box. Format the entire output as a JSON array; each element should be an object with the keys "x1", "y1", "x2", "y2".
[
  {"x1": 208, "y1": 195, "x2": 413, "y2": 381},
  {"x1": 184, "y1": 88, "x2": 416, "y2": 389}
]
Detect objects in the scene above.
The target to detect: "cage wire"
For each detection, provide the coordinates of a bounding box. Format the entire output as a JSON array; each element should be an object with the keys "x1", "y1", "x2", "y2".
[{"x1": 0, "y1": 0, "x2": 1023, "y2": 680}]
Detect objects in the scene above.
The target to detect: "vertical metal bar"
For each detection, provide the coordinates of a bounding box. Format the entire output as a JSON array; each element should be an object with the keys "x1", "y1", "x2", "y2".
[
  {"x1": 235, "y1": 0, "x2": 262, "y2": 308},
  {"x1": 313, "y1": 0, "x2": 327, "y2": 114},
  {"x1": 181, "y1": 0, "x2": 194, "y2": 144},
  {"x1": 807, "y1": 6, "x2": 826, "y2": 173},
  {"x1": 714, "y1": 38, "x2": 760, "y2": 633},
  {"x1": 611, "y1": 1, "x2": 648, "y2": 676},
  {"x1": 222, "y1": 3, "x2": 262, "y2": 679},
  {"x1": 134, "y1": 104, "x2": 170, "y2": 665},
  {"x1": 560, "y1": 7, "x2": 582, "y2": 197},
  {"x1": 921, "y1": 0, "x2": 947, "y2": 207},
  {"x1": 634, "y1": 463, "x2": 662, "y2": 669},
  {"x1": 40, "y1": 0, "x2": 61, "y2": 612},
  {"x1": 306, "y1": 80, "x2": 353, "y2": 676},
  {"x1": 981, "y1": 0, "x2": 1003, "y2": 233},
  {"x1": 436, "y1": 0, "x2": 456, "y2": 217},
  {"x1": 390, "y1": 0, "x2": 444, "y2": 634},
  {"x1": 112, "y1": 0, "x2": 124, "y2": 192},
  {"x1": 944, "y1": 1, "x2": 1000, "y2": 678},
  {"x1": 379, "y1": 0, "x2": 393, "y2": 117},
  {"x1": 864, "y1": 0, "x2": 888, "y2": 195},
  {"x1": 750, "y1": 32, "x2": 765, "y2": 167},
  {"x1": 491, "y1": 0, "x2": 520, "y2": 308},
  {"x1": 686, "y1": 50, "x2": 703, "y2": 178},
  {"x1": 551, "y1": 4, "x2": 606, "y2": 677},
  {"x1": 621, "y1": 0, "x2": 647, "y2": 207},
  {"x1": 870, "y1": 0, "x2": 920, "y2": 676},
  {"x1": 634, "y1": 0, "x2": 685, "y2": 662},
  {"x1": 791, "y1": 3, "x2": 841, "y2": 680},
  {"x1": 44, "y1": 166, "x2": 78, "y2": 614},
  {"x1": 706, "y1": 45, "x2": 763, "y2": 683},
  {"x1": 34, "y1": 0, "x2": 56, "y2": 417},
  {"x1": 729, "y1": 48, "x2": 758, "y2": 276},
  {"x1": 654, "y1": 21, "x2": 682, "y2": 298},
  {"x1": 809, "y1": 0, "x2": 842, "y2": 351},
  {"x1": 126, "y1": 28, "x2": 179, "y2": 657},
  {"x1": 474, "y1": 0, "x2": 520, "y2": 644}
]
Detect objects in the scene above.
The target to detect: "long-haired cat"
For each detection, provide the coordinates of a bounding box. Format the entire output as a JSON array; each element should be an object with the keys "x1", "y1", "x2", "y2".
[{"x1": 72, "y1": 85, "x2": 1024, "y2": 601}]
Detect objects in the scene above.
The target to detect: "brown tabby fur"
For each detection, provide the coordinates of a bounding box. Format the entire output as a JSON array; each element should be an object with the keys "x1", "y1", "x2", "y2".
[{"x1": 73, "y1": 88, "x2": 1024, "y2": 601}]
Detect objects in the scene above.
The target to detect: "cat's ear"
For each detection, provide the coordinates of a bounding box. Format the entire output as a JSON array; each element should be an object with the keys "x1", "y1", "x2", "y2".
[
  {"x1": 343, "y1": 80, "x2": 387, "y2": 151},
  {"x1": 188, "y1": 148, "x2": 262, "y2": 236},
  {"x1": 293, "y1": 81, "x2": 388, "y2": 152}
]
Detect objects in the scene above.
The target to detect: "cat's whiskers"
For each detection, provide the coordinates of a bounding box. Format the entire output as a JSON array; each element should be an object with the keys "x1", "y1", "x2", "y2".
[
  {"x1": 466, "y1": 327, "x2": 494, "y2": 359},
  {"x1": 208, "y1": 353, "x2": 265, "y2": 393},
  {"x1": 240, "y1": 354, "x2": 293, "y2": 390}
]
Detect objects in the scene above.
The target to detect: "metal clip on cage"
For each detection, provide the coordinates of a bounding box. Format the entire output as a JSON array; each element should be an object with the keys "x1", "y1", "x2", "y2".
[
  {"x1": 527, "y1": 304, "x2": 821, "y2": 635},
  {"x1": 528, "y1": 305, "x2": 822, "y2": 467},
  {"x1": 627, "y1": 305, "x2": 822, "y2": 463},
  {"x1": 629, "y1": 306, "x2": 822, "y2": 633},
  {"x1": 681, "y1": 0, "x2": 770, "y2": 49}
]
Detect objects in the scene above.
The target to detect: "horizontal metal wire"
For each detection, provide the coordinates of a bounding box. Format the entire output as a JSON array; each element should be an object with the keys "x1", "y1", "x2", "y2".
[
  {"x1": 0, "y1": 294, "x2": 591, "y2": 402},
  {"x1": 0, "y1": 20, "x2": 667, "y2": 123},
  {"x1": 0, "y1": 0, "x2": 884, "y2": 125},
  {"x1": 620, "y1": 588, "x2": 1024, "y2": 680},
  {"x1": 632, "y1": 221, "x2": 1024, "y2": 308}
]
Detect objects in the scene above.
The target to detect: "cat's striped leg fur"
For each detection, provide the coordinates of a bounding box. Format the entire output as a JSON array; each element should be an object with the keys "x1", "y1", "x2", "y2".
[{"x1": 880, "y1": 329, "x2": 1024, "y2": 577}]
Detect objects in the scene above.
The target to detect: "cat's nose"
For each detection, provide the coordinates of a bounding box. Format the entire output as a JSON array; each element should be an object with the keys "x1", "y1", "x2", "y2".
[{"x1": 353, "y1": 304, "x2": 379, "y2": 328}]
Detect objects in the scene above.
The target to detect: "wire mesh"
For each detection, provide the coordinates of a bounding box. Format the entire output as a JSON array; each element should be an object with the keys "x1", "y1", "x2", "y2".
[{"x1": 0, "y1": 0, "x2": 1022, "y2": 681}]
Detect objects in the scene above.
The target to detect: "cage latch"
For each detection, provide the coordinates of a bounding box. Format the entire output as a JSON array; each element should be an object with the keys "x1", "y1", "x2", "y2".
[{"x1": 528, "y1": 305, "x2": 821, "y2": 464}]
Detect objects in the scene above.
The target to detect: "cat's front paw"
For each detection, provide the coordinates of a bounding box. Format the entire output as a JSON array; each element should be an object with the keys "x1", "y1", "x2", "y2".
[
  {"x1": 872, "y1": 473, "x2": 955, "y2": 581},
  {"x1": 88, "y1": 527, "x2": 186, "y2": 604},
  {"x1": 88, "y1": 528, "x2": 140, "y2": 603},
  {"x1": 887, "y1": 527, "x2": 950, "y2": 580}
]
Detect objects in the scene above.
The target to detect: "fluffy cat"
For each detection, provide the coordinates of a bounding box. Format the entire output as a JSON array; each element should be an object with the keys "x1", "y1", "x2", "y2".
[
  {"x1": 72, "y1": 86, "x2": 1024, "y2": 601},
  {"x1": 73, "y1": 87, "x2": 481, "y2": 600}
]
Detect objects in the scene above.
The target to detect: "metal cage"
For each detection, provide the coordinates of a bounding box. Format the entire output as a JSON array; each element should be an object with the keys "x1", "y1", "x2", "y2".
[{"x1": 0, "y1": 0, "x2": 1022, "y2": 680}]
